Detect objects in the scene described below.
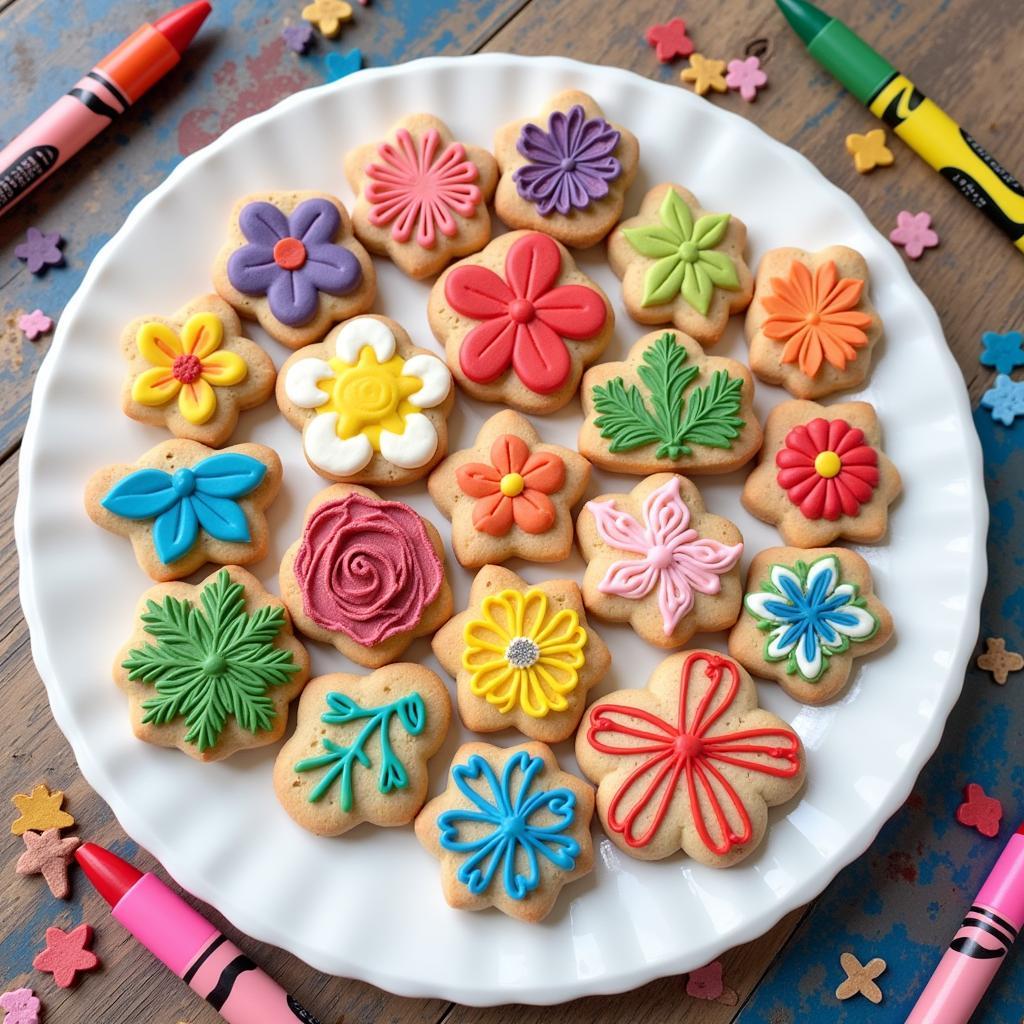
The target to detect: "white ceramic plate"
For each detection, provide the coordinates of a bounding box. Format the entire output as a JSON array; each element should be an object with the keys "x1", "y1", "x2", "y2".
[{"x1": 16, "y1": 55, "x2": 987, "y2": 1005}]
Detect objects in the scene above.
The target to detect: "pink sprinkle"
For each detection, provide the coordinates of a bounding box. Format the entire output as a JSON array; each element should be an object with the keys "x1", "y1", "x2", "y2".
[
  {"x1": 18, "y1": 309, "x2": 53, "y2": 340},
  {"x1": 725, "y1": 56, "x2": 767, "y2": 101},
  {"x1": 686, "y1": 961, "x2": 725, "y2": 1000},
  {"x1": 956, "y1": 782, "x2": 1002, "y2": 838},
  {"x1": 0, "y1": 987, "x2": 41, "y2": 1024},
  {"x1": 890, "y1": 210, "x2": 939, "y2": 259}
]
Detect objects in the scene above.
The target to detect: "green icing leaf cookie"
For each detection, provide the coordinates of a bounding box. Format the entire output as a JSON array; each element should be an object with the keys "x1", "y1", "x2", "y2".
[
  {"x1": 122, "y1": 569, "x2": 299, "y2": 752},
  {"x1": 623, "y1": 188, "x2": 740, "y2": 314},
  {"x1": 591, "y1": 332, "x2": 745, "y2": 459}
]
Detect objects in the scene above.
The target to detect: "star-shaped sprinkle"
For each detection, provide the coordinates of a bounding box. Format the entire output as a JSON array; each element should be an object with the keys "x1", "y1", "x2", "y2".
[
  {"x1": 684, "y1": 960, "x2": 739, "y2": 1004},
  {"x1": 977, "y1": 636, "x2": 1024, "y2": 683},
  {"x1": 0, "y1": 988, "x2": 41, "y2": 1024},
  {"x1": 325, "y1": 48, "x2": 362, "y2": 81},
  {"x1": 18, "y1": 309, "x2": 53, "y2": 340},
  {"x1": 281, "y1": 22, "x2": 314, "y2": 53},
  {"x1": 10, "y1": 784, "x2": 74, "y2": 836},
  {"x1": 680, "y1": 54, "x2": 728, "y2": 96},
  {"x1": 301, "y1": 0, "x2": 352, "y2": 37},
  {"x1": 16, "y1": 828, "x2": 81, "y2": 898},
  {"x1": 14, "y1": 228, "x2": 64, "y2": 274},
  {"x1": 645, "y1": 18, "x2": 694, "y2": 62},
  {"x1": 32, "y1": 924, "x2": 99, "y2": 988},
  {"x1": 725, "y1": 56, "x2": 767, "y2": 101},
  {"x1": 980, "y1": 330, "x2": 1024, "y2": 375},
  {"x1": 957, "y1": 782, "x2": 1003, "y2": 837},
  {"x1": 889, "y1": 210, "x2": 938, "y2": 259},
  {"x1": 981, "y1": 374, "x2": 1024, "y2": 426},
  {"x1": 845, "y1": 129, "x2": 894, "y2": 173},
  {"x1": 835, "y1": 952, "x2": 886, "y2": 1003}
]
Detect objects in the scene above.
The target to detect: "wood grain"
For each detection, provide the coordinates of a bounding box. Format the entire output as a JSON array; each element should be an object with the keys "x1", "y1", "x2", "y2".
[{"x1": 1, "y1": 0, "x2": 1021, "y2": 1021}]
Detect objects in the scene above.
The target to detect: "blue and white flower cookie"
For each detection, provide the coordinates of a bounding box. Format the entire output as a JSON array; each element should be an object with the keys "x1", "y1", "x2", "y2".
[
  {"x1": 415, "y1": 741, "x2": 594, "y2": 923},
  {"x1": 727, "y1": 546, "x2": 893, "y2": 704}
]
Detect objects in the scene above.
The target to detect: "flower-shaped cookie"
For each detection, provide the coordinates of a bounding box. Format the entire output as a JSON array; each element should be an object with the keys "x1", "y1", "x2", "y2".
[
  {"x1": 344, "y1": 113, "x2": 499, "y2": 279},
  {"x1": 579, "y1": 329, "x2": 762, "y2": 476},
  {"x1": 213, "y1": 191, "x2": 375, "y2": 348},
  {"x1": 120, "y1": 295, "x2": 275, "y2": 446},
  {"x1": 279, "y1": 484, "x2": 453, "y2": 668},
  {"x1": 274, "y1": 664, "x2": 451, "y2": 836},
  {"x1": 746, "y1": 247, "x2": 883, "y2": 399},
  {"x1": 742, "y1": 400, "x2": 901, "y2": 547},
  {"x1": 577, "y1": 473, "x2": 744, "y2": 648},
  {"x1": 84, "y1": 440, "x2": 282, "y2": 581},
  {"x1": 278, "y1": 315, "x2": 454, "y2": 485},
  {"x1": 432, "y1": 565, "x2": 611, "y2": 743},
  {"x1": 430, "y1": 230, "x2": 613, "y2": 414},
  {"x1": 493, "y1": 90, "x2": 639, "y2": 248},
  {"x1": 729, "y1": 547, "x2": 893, "y2": 704},
  {"x1": 427, "y1": 410, "x2": 590, "y2": 567},
  {"x1": 608, "y1": 184, "x2": 754, "y2": 346},
  {"x1": 115, "y1": 567, "x2": 310, "y2": 761},
  {"x1": 576, "y1": 649, "x2": 805, "y2": 866},
  {"x1": 415, "y1": 741, "x2": 595, "y2": 923}
]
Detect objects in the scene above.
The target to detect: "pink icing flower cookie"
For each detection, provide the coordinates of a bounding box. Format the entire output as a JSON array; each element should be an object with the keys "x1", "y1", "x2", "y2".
[
  {"x1": 741, "y1": 400, "x2": 901, "y2": 547},
  {"x1": 429, "y1": 230, "x2": 614, "y2": 414},
  {"x1": 576, "y1": 473, "x2": 744, "y2": 649},
  {"x1": 279, "y1": 483, "x2": 454, "y2": 668},
  {"x1": 344, "y1": 113, "x2": 499, "y2": 280}
]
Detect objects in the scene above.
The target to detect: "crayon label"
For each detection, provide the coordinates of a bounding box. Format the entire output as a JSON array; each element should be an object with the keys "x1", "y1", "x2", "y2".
[
  {"x1": 961, "y1": 131, "x2": 1024, "y2": 197},
  {"x1": 950, "y1": 904, "x2": 1018, "y2": 960},
  {"x1": 287, "y1": 994, "x2": 325, "y2": 1022},
  {"x1": 0, "y1": 145, "x2": 58, "y2": 209}
]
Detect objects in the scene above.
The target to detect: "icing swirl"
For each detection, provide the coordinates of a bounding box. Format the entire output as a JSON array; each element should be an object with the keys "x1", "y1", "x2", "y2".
[{"x1": 293, "y1": 493, "x2": 442, "y2": 645}]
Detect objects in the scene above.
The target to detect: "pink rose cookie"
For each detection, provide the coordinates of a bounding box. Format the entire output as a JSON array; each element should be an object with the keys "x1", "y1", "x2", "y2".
[
  {"x1": 427, "y1": 409, "x2": 590, "y2": 567},
  {"x1": 608, "y1": 184, "x2": 754, "y2": 346},
  {"x1": 212, "y1": 191, "x2": 375, "y2": 348},
  {"x1": 577, "y1": 473, "x2": 744, "y2": 648},
  {"x1": 344, "y1": 113, "x2": 499, "y2": 279},
  {"x1": 429, "y1": 230, "x2": 614, "y2": 414},
  {"x1": 120, "y1": 294, "x2": 275, "y2": 446},
  {"x1": 741, "y1": 400, "x2": 902, "y2": 547},
  {"x1": 279, "y1": 484, "x2": 453, "y2": 668},
  {"x1": 576, "y1": 649, "x2": 806, "y2": 866},
  {"x1": 492, "y1": 90, "x2": 639, "y2": 249},
  {"x1": 277, "y1": 315, "x2": 454, "y2": 485}
]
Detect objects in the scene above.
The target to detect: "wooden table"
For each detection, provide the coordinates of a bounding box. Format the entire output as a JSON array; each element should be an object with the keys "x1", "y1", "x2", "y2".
[{"x1": 2, "y1": 1, "x2": 1023, "y2": 1021}]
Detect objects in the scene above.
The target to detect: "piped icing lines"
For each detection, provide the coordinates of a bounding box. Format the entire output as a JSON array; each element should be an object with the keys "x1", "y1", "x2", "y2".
[
  {"x1": 281, "y1": 316, "x2": 451, "y2": 481},
  {"x1": 576, "y1": 651, "x2": 805, "y2": 865}
]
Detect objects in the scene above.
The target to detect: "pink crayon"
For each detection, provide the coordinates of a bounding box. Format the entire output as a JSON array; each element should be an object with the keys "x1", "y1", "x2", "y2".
[
  {"x1": 75, "y1": 843, "x2": 322, "y2": 1024},
  {"x1": 906, "y1": 821, "x2": 1024, "y2": 1023}
]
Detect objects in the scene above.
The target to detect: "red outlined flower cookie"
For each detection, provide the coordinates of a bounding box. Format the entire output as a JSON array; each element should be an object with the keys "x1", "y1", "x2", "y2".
[
  {"x1": 429, "y1": 230, "x2": 614, "y2": 414},
  {"x1": 745, "y1": 246, "x2": 883, "y2": 399},
  {"x1": 427, "y1": 409, "x2": 590, "y2": 567},
  {"x1": 576, "y1": 649, "x2": 806, "y2": 865},
  {"x1": 120, "y1": 295, "x2": 275, "y2": 447},
  {"x1": 741, "y1": 400, "x2": 901, "y2": 547},
  {"x1": 344, "y1": 113, "x2": 499, "y2": 280}
]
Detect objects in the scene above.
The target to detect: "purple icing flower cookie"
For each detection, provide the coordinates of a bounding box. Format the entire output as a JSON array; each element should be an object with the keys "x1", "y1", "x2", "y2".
[
  {"x1": 494, "y1": 90, "x2": 639, "y2": 249},
  {"x1": 213, "y1": 191, "x2": 376, "y2": 348}
]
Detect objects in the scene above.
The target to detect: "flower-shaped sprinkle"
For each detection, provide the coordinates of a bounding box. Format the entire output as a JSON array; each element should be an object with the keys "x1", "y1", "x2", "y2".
[
  {"x1": 836, "y1": 953, "x2": 886, "y2": 1004},
  {"x1": 844, "y1": 129, "x2": 894, "y2": 173},
  {"x1": 977, "y1": 636, "x2": 1024, "y2": 685},
  {"x1": 0, "y1": 988, "x2": 41, "y2": 1024},
  {"x1": 365, "y1": 128, "x2": 482, "y2": 248},
  {"x1": 513, "y1": 104, "x2": 622, "y2": 216},
  {"x1": 16, "y1": 828, "x2": 81, "y2": 898},
  {"x1": 281, "y1": 22, "x2": 313, "y2": 52},
  {"x1": 438, "y1": 751, "x2": 580, "y2": 899},
  {"x1": 227, "y1": 198, "x2": 362, "y2": 327},
  {"x1": 725, "y1": 56, "x2": 767, "y2": 101},
  {"x1": 981, "y1": 373, "x2": 1024, "y2": 425},
  {"x1": 283, "y1": 317, "x2": 451, "y2": 476},
  {"x1": 10, "y1": 783, "x2": 74, "y2": 835},
  {"x1": 33, "y1": 924, "x2": 99, "y2": 988},
  {"x1": 18, "y1": 309, "x2": 53, "y2": 340},
  {"x1": 776, "y1": 418, "x2": 879, "y2": 520},
  {"x1": 444, "y1": 232, "x2": 607, "y2": 394},
  {"x1": 980, "y1": 330, "x2": 1024, "y2": 375},
  {"x1": 956, "y1": 782, "x2": 1002, "y2": 837},
  {"x1": 14, "y1": 227, "x2": 64, "y2": 274},
  {"x1": 100, "y1": 452, "x2": 267, "y2": 564},
  {"x1": 587, "y1": 475, "x2": 742, "y2": 635},
  {"x1": 761, "y1": 260, "x2": 872, "y2": 377},
  {"x1": 744, "y1": 555, "x2": 878, "y2": 681},
  {"x1": 455, "y1": 433, "x2": 565, "y2": 535},
  {"x1": 131, "y1": 313, "x2": 247, "y2": 425},
  {"x1": 623, "y1": 187, "x2": 740, "y2": 313},
  {"x1": 680, "y1": 53, "x2": 728, "y2": 96},
  {"x1": 890, "y1": 210, "x2": 939, "y2": 259},
  {"x1": 301, "y1": 0, "x2": 352, "y2": 36},
  {"x1": 462, "y1": 587, "x2": 587, "y2": 718},
  {"x1": 645, "y1": 17, "x2": 694, "y2": 62}
]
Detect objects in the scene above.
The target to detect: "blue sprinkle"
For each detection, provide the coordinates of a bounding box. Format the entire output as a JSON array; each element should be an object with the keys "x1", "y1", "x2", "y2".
[
  {"x1": 980, "y1": 330, "x2": 1024, "y2": 375},
  {"x1": 980, "y1": 374, "x2": 1024, "y2": 426},
  {"x1": 325, "y1": 48, "x2": 363, "y2": 82}
]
